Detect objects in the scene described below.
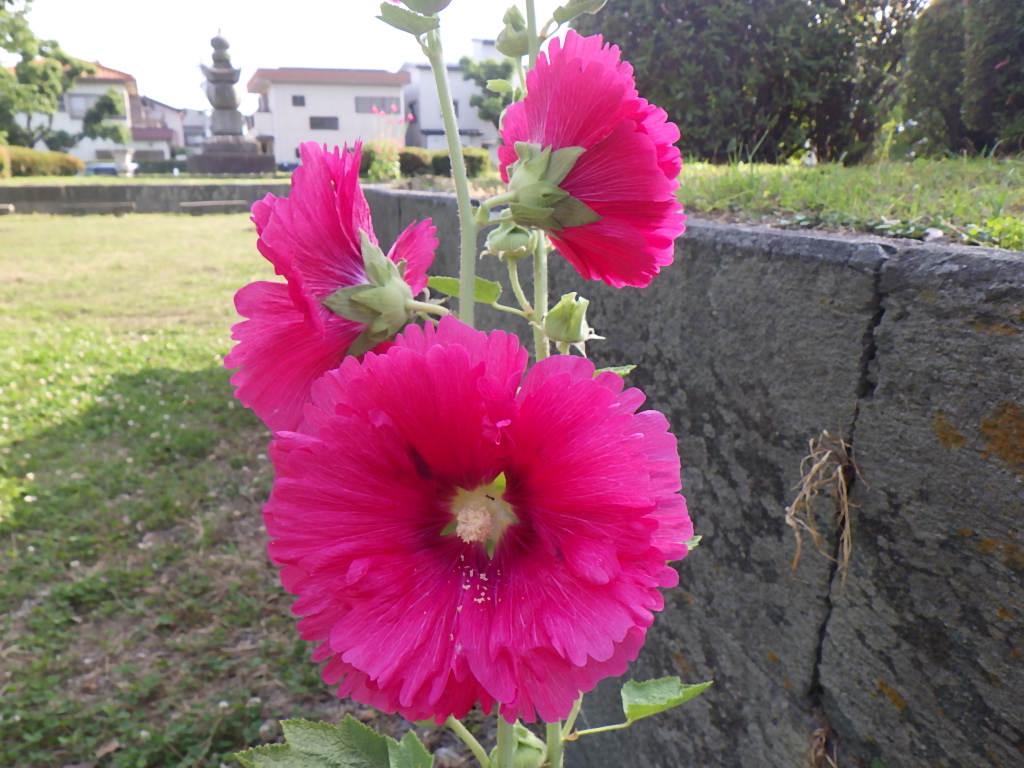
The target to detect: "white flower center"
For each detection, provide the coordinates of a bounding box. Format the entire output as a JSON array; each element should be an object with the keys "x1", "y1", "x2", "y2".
[{"x1": 449, "y1": 477, "x2": 518, "y2": 553}]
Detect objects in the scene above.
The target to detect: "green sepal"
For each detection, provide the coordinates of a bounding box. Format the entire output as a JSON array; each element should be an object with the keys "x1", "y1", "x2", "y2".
[
  {"x1": 376, "y1": 2, "x2": 440, "y2": 37},
  {"x1": 595, "y1": 365, "x2": 636, "y2": 378},
  {"x1": 323, "y1": 284, "x2": 381, "y2": 325},
  {"x1": 552, "y1": 0, "x2": 609, "y2": 24},
  {"x1": 683, "y1": 534, "x2": 702, "y2": 551},
  {"x1": 621, "y1": 677, "x2": 713, "y2": 723},
  {"x1": 551, "y1": 195, "x2": 601, "y2": 228},
  {"x1": 506, "y1": 142, "x2": 599, "y2": 230},
  {"x1": 484, "y1": 220, "x2": 534, "y2": 260},
  {"x1": 427, "y1": 275, "x2": 502, "y2": 305},
  {"x1": 545, "y1": 146, "x2": 586, "y2": 186},
  {"x1": 487, "y1": 722, "x2": 546, "y2": 768},
  {"x1": 487, "y1": 79, "x2": 513, "y2": 94},
  {"x1": 508, "y1": 203, "x2": 558, "y2": 230}
]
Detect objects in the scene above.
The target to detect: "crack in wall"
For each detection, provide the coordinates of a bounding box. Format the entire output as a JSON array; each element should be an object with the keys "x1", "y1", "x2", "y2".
[{"x1": 806, "y1": 251, "x2": 888, "y2": 761}]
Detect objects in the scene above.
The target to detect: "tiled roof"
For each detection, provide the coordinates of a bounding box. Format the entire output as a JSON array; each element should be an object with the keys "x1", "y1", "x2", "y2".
[
  {"x1": 85, "y1": 63, "x2": 136, "y2": 82},
  {"x1": 247, "y1": 67, "x2": 410, "y2": 92}
]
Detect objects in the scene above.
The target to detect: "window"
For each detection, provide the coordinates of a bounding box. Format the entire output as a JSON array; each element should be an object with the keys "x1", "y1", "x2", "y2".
[
  {"x1": 257, "y1": 94, "x2": 270, "y2": 113},
  {"x1": 309, "y1": 116, "x2": 339, "y2": 130},
  {"x1": 355, "y1": 96, "x2": 400, "y2": 114},
  {"x1": 292, "y1": 95, "x2": 305, "y2": 107},
  {"x1": 67, "y1": 94, "x2": 101, "y2": 119}
]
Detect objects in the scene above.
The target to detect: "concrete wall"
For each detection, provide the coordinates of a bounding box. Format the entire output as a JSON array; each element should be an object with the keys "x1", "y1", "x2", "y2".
[
  {"x1": 363, "y1": 188, "x2": 1024, "y2": 768},
  {"x1": 0, "y1": 182, "x2": 290, "y2": 214}
]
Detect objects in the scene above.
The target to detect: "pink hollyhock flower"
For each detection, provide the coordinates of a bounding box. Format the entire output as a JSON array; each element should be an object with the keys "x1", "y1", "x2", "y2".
[
  {"x1": 498, "y1": 30, "x2": 685, "y2": 288},
  {"x1": 225, "y1": 142, "x2": 436, "y2": 432},
  {"x1": 264, "y1": 316, "x2": 693, "y2": 723}
]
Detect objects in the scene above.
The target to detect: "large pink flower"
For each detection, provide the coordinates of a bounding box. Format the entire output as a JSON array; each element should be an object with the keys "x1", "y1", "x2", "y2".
[
  {"x1": 498, "y1": 31, "x2": 685, "y2": 288},
  {"x1": 225, "y1": 142, "x2": 437, "y2": 432},
  {"x1": 264, "y1": 316, "x2": 693, "y2": 723}
]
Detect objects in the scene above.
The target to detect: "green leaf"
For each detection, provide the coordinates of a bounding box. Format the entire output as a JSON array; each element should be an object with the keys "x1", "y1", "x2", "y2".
[
  {"x1": 376, "y1": 2, "x2": 439, "y2": 37},
  {"x1": 473, "y1": 277, "x2": 502, "y2": 305},
  {"x1": 282, "y1": 717, "x2": 391, "y2": 768},
  {"x1": 427, "y1": 276, "x2": 502, "y2": 305},
  {"x1": 387, "y1": 730, "x2": 433, "y2": 768},
  {"x1": 487, "y1": 78, "x2": 513, "y2": 94},
  {"x1": 552, "y1": 0, "x2": 608, "y2": 25},
  {"x1": 595, "y1": 365, "x2": 636, "y2": 378},
  {"x1": 236, "y1": 744, "x2": 308, "y2": 768},
  {"x1": 427, "y1": 275, "x2": 461, "y2": 297},
  {"x1": 621, "y1": 677, "x2": 713, "y2": 723}
]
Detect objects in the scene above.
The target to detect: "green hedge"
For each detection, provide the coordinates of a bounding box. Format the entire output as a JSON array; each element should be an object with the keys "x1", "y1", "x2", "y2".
[
  {"x1": 962, "y1": 0, "x2": 1024, "y2": 150},
  {"x1": 134, "y1": 158, "x2": 188, "y2": 174},
  {"x1": 0, "y1": 145, "x2": 10, "y2": 179},
  {"x1": 7, "y1": 146, "x2": 84, "y2": 176},
  {"x1": 429, "y1": 146, "x2": 492, "y2": 178},
  {"x1": 399, "y1": 147, "x2": 431, "y2": 176}
]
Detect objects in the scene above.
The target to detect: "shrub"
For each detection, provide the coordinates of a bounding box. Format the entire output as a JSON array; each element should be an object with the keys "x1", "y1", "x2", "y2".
[
  {"x1": 134, "y1": 158, "x2": 188, "y2": 174},
  {"x1": 0, "y1": 144, "x2": 10, "y2": 179},
  {"x1": 399, "y1": 146, "x2": 431, "y2": 176},
  {"x1": 7, "y1": 146, "x2": 84, "y2": 176},
  {"x1": 359, "y1": 146, "x2": 377, "y2": 177},
  {"x1": 574, "y1": 0, "x2": 928, "y2": 163},
  {"x1": 462, "y1": 146, "x2": 492, "y2": 178},
  {"x1": 430, "y1": 147, "x2": 491, "y2": 178},
  {"x1": 962, "y1": 0, "x2": 1024, "y2": 151},
  {"x1": 902, "y1": 0, "x2": 967, "y2": 155}
]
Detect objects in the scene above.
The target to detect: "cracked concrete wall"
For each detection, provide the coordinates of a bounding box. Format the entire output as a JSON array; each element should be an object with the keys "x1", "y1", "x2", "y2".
[{"x1": 367, "y1": 190, "x2": 1023, "y2": 768}]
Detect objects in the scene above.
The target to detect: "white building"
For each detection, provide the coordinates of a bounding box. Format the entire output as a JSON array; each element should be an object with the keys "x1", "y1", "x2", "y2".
[
  {"x1": 401, "y1": 39, "x2": 501, "y2": 155},
  {"x1": 246, "y1": 68, "x2": 411, "y2": 167},
  {"x1": 16, "y1": 62, "x2": 182, "y2": 162}
]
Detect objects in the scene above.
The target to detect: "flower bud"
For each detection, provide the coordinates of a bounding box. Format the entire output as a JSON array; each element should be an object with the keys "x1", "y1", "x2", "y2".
[
  {"x1": 488, "y1": 722, "x2": 546, "y2": 768},
  {"x1": 543, "y1": 292, "x2": 601, "y2": 350},
  {"x1": 496, "y1": 6, "x2": 530, "y2": 58},
  {"x1": 484, "y1": 220, "x2": 534, "y2": 260}
]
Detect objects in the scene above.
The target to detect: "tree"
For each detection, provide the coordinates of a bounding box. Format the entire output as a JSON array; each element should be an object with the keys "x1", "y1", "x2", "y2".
[
  {"x1": 573, "y1": 0, "x2": 928, "y2": 163},
  {"x1": 962, "y1": 0, "x2": 1024, "y2": 151},
  {"x1": 902, "y1": 0, "x2": 968, "y2": 154},
  {"x1": 0, "y1": 0, "x2": 104, "y2": 148},
  {"x1": 459, "y1": 55, "x2": 514, "y2": 129}
]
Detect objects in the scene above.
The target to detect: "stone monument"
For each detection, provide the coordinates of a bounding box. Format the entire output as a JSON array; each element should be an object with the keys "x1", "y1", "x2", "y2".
[{"x1": 187, "y1": 33, "x2": 275, "y2": 174}]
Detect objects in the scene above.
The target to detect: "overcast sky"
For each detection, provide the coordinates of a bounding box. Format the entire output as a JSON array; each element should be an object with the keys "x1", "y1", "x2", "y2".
[{"x1": 9, "y1": 0, "x2": 566, "y2": 112}]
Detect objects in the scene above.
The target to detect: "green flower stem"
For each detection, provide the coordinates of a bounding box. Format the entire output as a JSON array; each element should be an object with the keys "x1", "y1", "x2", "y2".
[
  {"x1": 532, "y1": 235, "x2": 550, "y2": 360},
  {"x1": 406, "y1": 299, "x2": 450, "y2": 316},
  {"x1": 490, "y1": 302, "x2": 532, "y2": 319},
  {"x1": 445, "y1": 716, "x2": 490, "y2": 768},
  {"x1": 506, "y1": 257, "x2": 534, "y2": 316},
  {"x1": 561, "y1": 695, "x2": 583, "y2": 740},
  {"x1": 515, "y1": 57, "x2": 528, "y2": 94},
  {"x1": 496, "y1": 717, "x2": 516, "y2": 768},
  {"x1": 475, "y1": 191, "x2": 519, "y2": 228},
  {"x1": 571, "y1": 721, "x2": 632, "y2": 738},
  {"x1": 424, "y1": 26, "x2": 478, "y2": 329},
  {"x1": 546, "y1": 721, "x2": 565, "y2": 768},
  {"x1": 526, "y1": 0, "x2": 540, "y2": 70}
]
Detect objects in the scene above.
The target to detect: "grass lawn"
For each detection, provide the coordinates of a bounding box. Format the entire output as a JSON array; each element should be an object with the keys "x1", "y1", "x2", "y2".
[
  {"x1": 0, "y1": 214, "x2": 462, "y2": 767},
  {"x1": 678, "y1": 155, "x2": 1024, "y2": 250}
]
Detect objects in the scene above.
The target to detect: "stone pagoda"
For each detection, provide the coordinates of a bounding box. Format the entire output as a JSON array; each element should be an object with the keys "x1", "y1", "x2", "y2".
[{"x1": 187, "y1": 33, "x2": 275, "y2": 174}]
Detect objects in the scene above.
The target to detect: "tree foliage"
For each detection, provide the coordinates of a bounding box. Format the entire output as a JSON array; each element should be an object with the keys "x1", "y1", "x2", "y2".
[
  {"x1": 459, "y1": 55, "x2": 514, "y2": 129},
  {"x1": 962, "y1": 0, "x2": 1024, "y2": 151},
  {"x1": 902, "y1": 0, "x2": 967, "y2": 154},
  {"x1": 573, "y1": 0, "x2": 927, "y2": 163},
  {"x1": 0, "y1": 0, "x2": 102, "y2": 147}
]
